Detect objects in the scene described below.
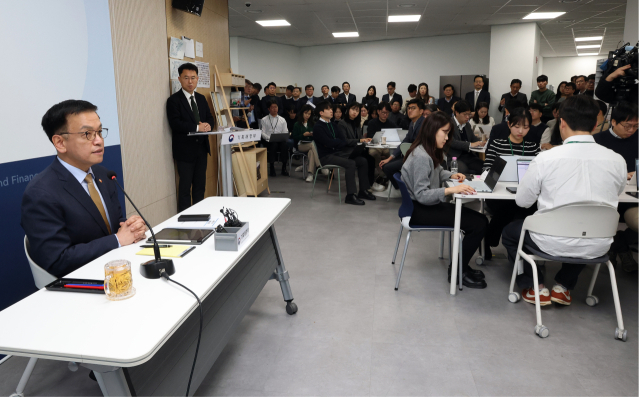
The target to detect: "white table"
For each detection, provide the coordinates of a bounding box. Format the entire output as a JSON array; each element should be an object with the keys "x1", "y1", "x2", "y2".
[
  {"x1": 447, "y1": 182, "x2": 638, "y2": 296},
  {"x1": 0, "y1": 197, "x2": 295, "y2": 396}
]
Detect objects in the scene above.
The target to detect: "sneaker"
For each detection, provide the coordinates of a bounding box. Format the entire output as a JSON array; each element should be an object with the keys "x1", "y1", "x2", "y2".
[
  {"x1": 295, "y1": 165, "x2": 303, "y2": 172},
  {"x1": 321, "y1": 169, "x2": 330, "y2": 176},
  {"x1": 550, "y1": 285, "x2": 572, "y2": 305},
  {"x1": 371, "y1": 182, "x2": 386, "y2": 192},
  {"x1": 305, "y1": 174, "x2": 314, "y2": 183},
  {"x1": 619, "y1": 251, "x2": 638, "y2": 273},
  {"x1": 522, "y1": 287, "x2": 551, "y2": 306}
]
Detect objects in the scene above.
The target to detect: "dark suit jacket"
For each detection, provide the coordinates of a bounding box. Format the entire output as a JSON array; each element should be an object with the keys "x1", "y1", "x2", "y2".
[
  {"x1": 21, "y1": 159, "x2": 125, "y2": 278},
  {"x1": 437, "y1": 96, "x2": 460, "y2": 116},
  {"x1": 317, "y1": 96, "x2": 335, "y2": 104},
  {"x1": 498, "y1": 92, "x2": 528, "y2": 120},
  {"x1": 392, "y1": 116, "x2": 424, "y2": 158},
  {"x1": 260, "y1": 95, "x2": 285, "y2": 117},
  {"x1": 382, "y1": 93, "x2": 403, "y2": 106},
  {"x1": 166, "y1": 90, "x2": 214, "y2": 163},
  {"x1": 487, "y1": 121, "x2": 510, "y2": 149},
  {"x1": 448, "y1": 116, "x2": 479, "y2": 159},
  {"x1": 361, "y1": 96, "x2": 379, "y2": 110},
  {"x1": 337, "y1": 93, "x2": 356, "y2": 106},
  {"x1": 464, "y1": 90, "x2": 491, "y2": 110}
]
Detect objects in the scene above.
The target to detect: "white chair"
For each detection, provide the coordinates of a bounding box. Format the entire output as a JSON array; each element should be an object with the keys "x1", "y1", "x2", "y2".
[
  {"x1": 507, "y1": 204, "x2": 626, "y2": 340},
  {"x1": 11, "y1": 238, "x2": 76, "y2": 397}
]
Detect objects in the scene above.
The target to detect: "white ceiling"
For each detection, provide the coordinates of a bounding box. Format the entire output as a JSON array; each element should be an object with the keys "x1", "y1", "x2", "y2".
[{"x1": 228, "y1": 0, "x2": 629, "y2": 57}]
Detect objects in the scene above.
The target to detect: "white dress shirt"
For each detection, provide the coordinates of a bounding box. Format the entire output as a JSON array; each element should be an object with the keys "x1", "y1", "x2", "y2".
[
  {"x1": 182, "y1": 88, "x2": 200, "y2": 132},
  {"x1": 516, "y1": 134, "x2": 627, "y2": 258},
  {"x1": 261, "y1": 114, "x2": 288, "y2": 141}
]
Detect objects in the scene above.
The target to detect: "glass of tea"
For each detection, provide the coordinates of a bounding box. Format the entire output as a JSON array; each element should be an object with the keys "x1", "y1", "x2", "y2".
[{"x1": 104, "y1": 260, "x2": 136, "y2": 301}]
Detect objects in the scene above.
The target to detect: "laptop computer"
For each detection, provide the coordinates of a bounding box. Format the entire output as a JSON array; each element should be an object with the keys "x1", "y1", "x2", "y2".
[
  {"x1": 499, "y1": 155, "x2": 536, "y2": 182},
  {"x1": 382, "y1": 129, "x2": 401, "y2": 143},
  {"x1": 506, "y1": 159, "x2": 531, "y2": 193},
  {"x1": 453, "y1": 156, "x2": 507, "y2": 193},
  {"x1": 267, "y1": 132, "x2": 289, "y2": 143},
  {"x1": 627, "y1": 159, "x2": 639, "y2": 198}
]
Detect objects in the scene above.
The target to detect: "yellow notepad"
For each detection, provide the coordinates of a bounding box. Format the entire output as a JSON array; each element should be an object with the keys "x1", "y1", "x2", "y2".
[{"x1": 136, "y1": 246, "x2": 192, "y2": 258}]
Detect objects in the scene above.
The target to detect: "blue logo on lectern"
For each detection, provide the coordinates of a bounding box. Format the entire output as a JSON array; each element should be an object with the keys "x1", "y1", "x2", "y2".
[{"x1": 229, "y1": 134, "x2": 234, "y2": 142}]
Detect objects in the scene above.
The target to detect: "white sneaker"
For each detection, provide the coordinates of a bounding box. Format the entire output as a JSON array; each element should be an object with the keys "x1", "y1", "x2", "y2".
[
  {"x1": 371, "y1": 182, "x2": 386, "y2": 192},
  {"x1": 321, "y1": 169, "x2": 329, "y2": 176},
  {"x1": 305, "y1": 174, "x2": 314, "y2": 182},
  {"x1": 388, "y1": 186, "x2": 402, "y2": 198},
  {"x1": 295, "y1": 165, "x2": 303, "y2": 172}
]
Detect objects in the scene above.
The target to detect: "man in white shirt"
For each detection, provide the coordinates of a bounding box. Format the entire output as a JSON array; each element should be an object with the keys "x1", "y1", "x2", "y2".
[
  {"x1": 502, "y1": 96, "x2": 627, "y2": 306},
  {"x1": 261, "y1": 101, "x2": 290, "y2": 177}
]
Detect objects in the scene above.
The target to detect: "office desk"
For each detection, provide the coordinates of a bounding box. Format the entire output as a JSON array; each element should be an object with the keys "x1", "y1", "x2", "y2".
[
  {"x1": 447, "y1": 182, "x2": 638, "y2": 296},
  {"x1": 0, "y1": 197, "x2": 295, "y2": 396}
]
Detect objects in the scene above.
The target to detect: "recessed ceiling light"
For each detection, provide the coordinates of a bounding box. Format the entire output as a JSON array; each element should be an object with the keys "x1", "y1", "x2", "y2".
[
  {"x1": 245, "y1": 9, "x2": 262, "y2": 13},
  {"x1": 576, "y1": 44, "x2": 601, "y2": 49},
  {"x1": 388, "y1": 15, "x2": 421, "y2": 22},
  {"x1": 575, "y1": 36, "x2": 603, "y2": 41},
  {"x1": 559, "y1": 0, "x2": 581, "y2": 3},
  {"x1": 523, "y1": 12, "x2": 566, "y2": 19},
  {"x1": 256, "y1": 20, "x2": 290, "y2": 27},
  {"x1": 578, "y1": 52, "x2": 599, "y2": 56},
  {"x1": 333, "y1": 32, "x2": 359, "y2": 38},
  {"x1": 397, "y1": 3, "x2": 416, "y2": 7}
]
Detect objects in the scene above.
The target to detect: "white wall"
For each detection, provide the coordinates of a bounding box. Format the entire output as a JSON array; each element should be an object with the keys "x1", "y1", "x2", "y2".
[
  {"x1": 299, "y1": 33, "x2": 491, "y2": 102},
  {"x1": 231, "y1": 37, "x2": 301, "y2": 88},
  {"x1": 624, "y1": 0, "x2": 638, "y2": 45},
  {"x1": 542, "y1": 56, "x2": 602, "y2": 90}
]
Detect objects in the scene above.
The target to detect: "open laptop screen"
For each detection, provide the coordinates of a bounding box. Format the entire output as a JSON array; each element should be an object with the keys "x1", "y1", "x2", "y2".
[{"x1": 517, "y1": 160, "x2": 531, "y2": 184}]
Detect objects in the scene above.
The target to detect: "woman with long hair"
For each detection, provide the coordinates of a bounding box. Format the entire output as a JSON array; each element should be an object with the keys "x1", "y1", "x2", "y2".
[
  {"x1": 555, "y1": 81, "x2": 567, "y2": 101},
  {"x1": 468, "y1": 102, "x2": 495, "y2": 141},
  {"x1": 291, "y1": 104, "x2": 320, "y2": 182},
  {"x1": 338, "y1": 102, "x2": 375, "y2": 185},
  {"x1": 332, "y1": 104, "x2": 344, "y2": 122},
  {"x1": 401, "y1": 111, "x2": 488, "y2": 288},
  {"x1": 416, "y1": 82, "x2": 435, "y2": 105},
  {"x1": 362, "y1": 85, "x2": 379, "y2": 110}
]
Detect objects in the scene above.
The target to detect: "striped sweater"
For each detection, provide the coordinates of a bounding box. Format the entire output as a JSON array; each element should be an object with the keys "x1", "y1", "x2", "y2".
[{"x1": 483, "y1": 138, "x2": 540, "y2": 170}]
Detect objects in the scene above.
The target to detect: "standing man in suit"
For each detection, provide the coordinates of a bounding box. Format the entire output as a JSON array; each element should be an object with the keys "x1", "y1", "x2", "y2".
[
  {"x1": 319, "y1": 85, "x2": 332, "y2": 102},
  {"x1": 464, "y1": 75, "x2": 491, "y2": 113},
  {"x1": 330, "y1": 86, "x2": 341, "y2": 104},
  {"x1": 166, "y1": 62, "x2": 215, "y2": 212},
  {"x1": 382, "y1": 81, "x2": 403, "y2": 105},
  {"x1": 437, "y1": 84, "x2": 460, "y2": 116},
  {"x1": 261, "y1": 82, "x2": 285, "y2": 117},
  {"x1": 498, "y1": 79, "x2": 528, "y2": 121},
  {"x1": 301, "y1": 84, "x2": 318, "y2": 108},
  {"x1": 22, "y1": 100, "x2": 147, "y2": 277},
  {"x1": 338, "y1": 82, "x2": 356, "y2": 106},
  {"x1": 449, "y1": 100, "x2": 485, "y2": 174}
]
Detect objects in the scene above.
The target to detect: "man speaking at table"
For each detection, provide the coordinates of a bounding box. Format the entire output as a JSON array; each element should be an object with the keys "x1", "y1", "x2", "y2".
[{"x1": 21, "y1": 100, "x2": 148, "y2": 278}]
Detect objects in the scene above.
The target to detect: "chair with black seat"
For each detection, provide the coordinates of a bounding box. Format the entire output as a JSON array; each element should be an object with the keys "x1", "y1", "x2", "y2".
[
  {"x1": 507, "y1": 204, "x2": 627, "y2": 340},
  {"x1": 289, "y1": 142, "x2": 309, "y2": 179},
  {"x1": 391, "y1": 173, "x2": 464, "y2": 291}
]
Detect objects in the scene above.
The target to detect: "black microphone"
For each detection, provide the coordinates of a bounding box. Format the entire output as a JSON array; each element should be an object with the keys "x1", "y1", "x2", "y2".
[{"x1": 107, "y1": 171, "x2": 175, "y2": 279}]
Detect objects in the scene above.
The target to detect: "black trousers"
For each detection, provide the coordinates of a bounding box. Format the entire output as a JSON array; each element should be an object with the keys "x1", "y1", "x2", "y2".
[
  {"x1": 176, "y1": 148, "x2": 208, "y2": 213},
  {"x1": 321, "y1": 154, "x2": 370, "y2": 195},
  {"x1": 502, "y1": 219, "x2": 585, "y2": 289},
  {"x1": 363, "y1": 152, "x2": 376, "y2": 186},
  {"x1": 456, "y1": 152, "x2": 484, "y2": 175},
  {"x1": 382, "y1": 157, "x2": 404, "y2": 188},
  {"x1": 262, "y1": 139, "x2": 289, "y2": 165},
  {"x1": 485, "y1": 200, "x2": 537, "y2": 247},
  {"x1": 409, "y1": 202, "x2": 488, "y2": 269}
]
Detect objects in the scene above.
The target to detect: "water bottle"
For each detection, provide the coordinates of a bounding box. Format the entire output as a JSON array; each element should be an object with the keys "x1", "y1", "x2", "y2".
[{"x1": 451, "y1": 157, "x2": 458, "y2": 174}]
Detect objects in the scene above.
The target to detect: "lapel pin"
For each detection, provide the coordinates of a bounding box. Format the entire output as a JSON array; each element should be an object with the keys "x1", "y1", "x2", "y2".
[{"x1": 99, "y1": 179, "x2": 102, "y2": 183}]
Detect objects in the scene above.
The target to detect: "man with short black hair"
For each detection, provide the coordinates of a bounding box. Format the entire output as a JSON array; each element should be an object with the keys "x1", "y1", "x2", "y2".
[
  {"x1": 585, "y1": 74, "x2": 596, "y2": 97},
  {"x1": 449, "y1": 100, "x2": 485, "y2": 174},
  {"x1": 22, "y1": 100, "x2": 147, "y2": 277},
  {"x1": 338, "y1": 82, "x2": 356, "y2": 106},
  {"x1": 527, "y1": 103, "x2": 547, "y2": 145},
  {"x1": 464, "y1": 75, "x2": 491, "y2": 112},
  {"x1": 502, "y1": 95, "x2": 627, "y2": 306},
  {"x1": 261, "y1": 100, "x2": 290, "y2": 177},
  {"x1": 366, "y1": 102, "x2": 399, "y2": 186},
  {"x1": 570, "y1": 75, "x2": 578, "y2": 84},
  {"x1": 560, "y1": 82, "x2": 576, "y2": 101},
  {"x1": 284, "y1": 85, "x2": 294, "y2": 101},
  {"x1": 499, "y1": 79, "x2": 528, "y2": 121},
  {"x1": 167, "y1": 62, "x2": 215, "y2": 212},
  {"x1": 261, "y1": 82, "x2": 285, "y2": 117},
  {"x1": 530, "y1": 75, "x2": 555, "y2": 123},
  {"x1": 302, "y1": 84, "x2": 318, "y2": 108},
  {"x1": 437, "y1": 84, "x2": 460, "y2": 116},
  {"x1": 319, "y1": 85, "x2": 331, "y2": 101},
  {"x1": 250, "y1": 82, "x2": 263, "y2": 124},
  {"x1": 575, "y1": 75, "x2": 588, "y2": 95},
  {"x1": 330, "y1": 86, "x2": 341, "y2": 104},
  {"x1": 382, "y1": 81, "x2": 402, "y2": 105},
  {"x1": 401, "y1": 84, "x2": 418, "y2": 114},
  {"x1": 387, "y1": 99, "x2": 403, "y2": 126},
  {"x1": 594, "y1": 101, "x2": 638, "y2": 173}
]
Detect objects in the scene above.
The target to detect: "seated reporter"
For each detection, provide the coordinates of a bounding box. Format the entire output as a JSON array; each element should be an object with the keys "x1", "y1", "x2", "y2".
[
  {"x1": 313, "y1": 101, "x2": 375, "y2": 205},
  {"x1": 338, "y1": 102, "x2": 376, "y2": 186},
  {"x1": 21, "y1": 100, "x2": 147, "y2": 278},
  {"x1": 380, "y1": 98, "x2": 425, "y2": 189},
  {"x1": 449, "y1": 100, "x2": 485, "y2": 174},
  {"x1": 482, "y1": 111, "x2": 540, "y2": 259},
  {"x1": 261, "y1": 100, "x2": 290, "y2": 177},
  {"x1": 502, "y1": 96, "x2": 627, "y2": 306},
  {"x1": 291, "y1": 104, "x2": 320, "y2": 182},
  {"x1": 401, "y1": 111, "x2": 488, "y2": 288}
]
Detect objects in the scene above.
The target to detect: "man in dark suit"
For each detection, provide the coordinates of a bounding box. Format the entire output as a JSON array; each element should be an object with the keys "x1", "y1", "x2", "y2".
[
  {"x1": 167, "y1": 63, "x2": 215, "y2": 212},
  {"x1": 437, "y1": 84, "x2": 460, "y2": 116},
  {"x1": 381, "y1": 81, "x2": 403, "y2": 106},
  {"x1": 299, "y1": 84, "x2": 321, "y2": 109},
  {"x1": 21, "y1": 100, "x2": 147, "y2": 278},
  {"x1": 337, "y1": 81, "x2": 356, "y2": 106},
  {"x1": 260, "y1": 82, "x2": 285, "y2": 117},
  {"x1": 464, "y1": 75, "x2": 491, "y2": 113},
  {"x1": 498, "y1": 79, "x2": 528, "y2": 121},
  {"x1": 448, "y1": 100, "x2": 485, "y2": 174},
  {"x1": 318, "y1": 85, "x2": 333, "y2": 102}
]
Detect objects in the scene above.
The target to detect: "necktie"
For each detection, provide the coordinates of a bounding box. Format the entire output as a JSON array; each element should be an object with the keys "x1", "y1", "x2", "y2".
[
  {"x1": 459, "y1": 127, "x2": 468, "y2": 142},
  {"x1": 190, "y1": 95, "x2": 200, "y2": 124},
  {"x1": 84, "y1": 174, "x2": 111, "y2": 234},
  {"x1": 475, "y1": 91, "x2": 479, "y2": 108}
]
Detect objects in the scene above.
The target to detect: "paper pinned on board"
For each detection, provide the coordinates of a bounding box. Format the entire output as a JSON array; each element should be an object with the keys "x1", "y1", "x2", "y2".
[
  {"x1": 169, "y1": 37, "x2": 185, "y2": 59},
  {"x1": 169, "y1": 59, "x2": 187, "y2": 79},
  {"x1": 196, "y1": 41, "x2": 203, "y2": 57},
  {"x1": 171, "y1": 80, "x2": 182, "y2": 94},
  {"x1": 183, "y1": 36, "x2": 195, "y2": 58},
  {"x1": 195, "y1": 61, "x2": 210, "y2": 88}
]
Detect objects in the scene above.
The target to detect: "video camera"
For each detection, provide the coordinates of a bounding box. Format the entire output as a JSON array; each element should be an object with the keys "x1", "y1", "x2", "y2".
[{"x1": 601, "y1": 41, "x2": 638, "y2": 104}]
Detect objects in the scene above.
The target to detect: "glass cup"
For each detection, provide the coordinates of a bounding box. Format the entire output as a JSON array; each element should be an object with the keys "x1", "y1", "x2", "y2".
[
  {"x1": 104, "y1": 260, "x2": 136, "y2": 301},
  {"x1": 381, "y1": 136, "x2": 387, "y2": 145}
]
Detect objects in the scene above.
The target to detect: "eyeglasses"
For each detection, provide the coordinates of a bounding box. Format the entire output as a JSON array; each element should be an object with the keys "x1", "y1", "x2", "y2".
[
  {"x1": 379, "y1": 111, "x2": 390, "y2": 115},
  {"x1": 620, "y1": 122, "x2": 639, "y2": 131},
  {"x1": 407, "y1": 106, "x2": 419, "y2": 112},
  {"x1": 59, "y1": 128, "x2": 108, "y2": 141}
]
